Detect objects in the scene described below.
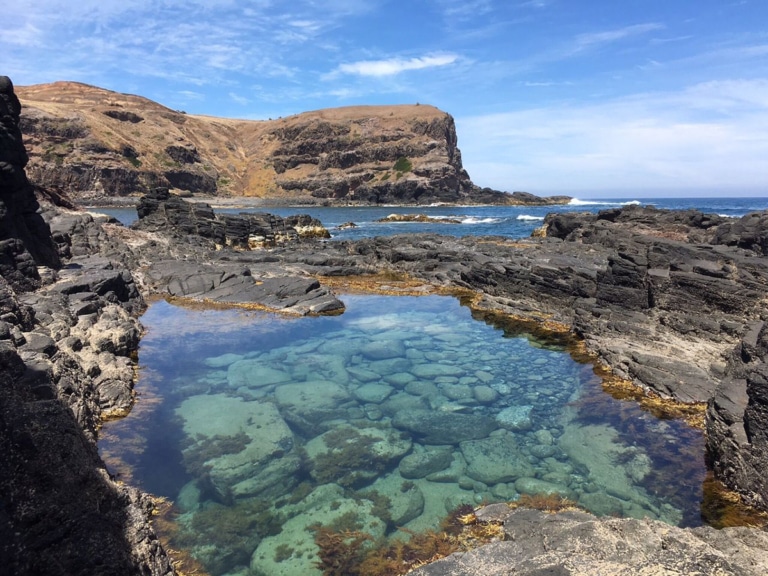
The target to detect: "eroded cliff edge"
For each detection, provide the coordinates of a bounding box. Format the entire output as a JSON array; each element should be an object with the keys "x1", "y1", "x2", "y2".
[{"x1": 15, "y1": 81, "x2": 569, "y2": 206}]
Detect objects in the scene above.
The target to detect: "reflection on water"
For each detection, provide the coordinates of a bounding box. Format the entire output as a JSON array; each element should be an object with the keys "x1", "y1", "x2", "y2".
[{"x1": 99, "y1": 295, "x2": 706, "y2": 576}]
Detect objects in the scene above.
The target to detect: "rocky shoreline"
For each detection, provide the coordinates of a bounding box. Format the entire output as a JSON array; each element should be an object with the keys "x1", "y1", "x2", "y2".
[{"x1": 3, "y1": 75, "x2": 768, "y2": 574}]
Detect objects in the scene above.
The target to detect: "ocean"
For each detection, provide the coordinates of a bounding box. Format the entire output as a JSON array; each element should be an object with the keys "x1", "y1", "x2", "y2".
[{"x1": 90, "y1": 196, "x2": 768, "y2": 241}]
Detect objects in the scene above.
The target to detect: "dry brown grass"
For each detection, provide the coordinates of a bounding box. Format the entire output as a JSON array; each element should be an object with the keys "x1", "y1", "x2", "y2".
[{"x1": 17, "y1": 81, "x2": 447, "y2": 200}]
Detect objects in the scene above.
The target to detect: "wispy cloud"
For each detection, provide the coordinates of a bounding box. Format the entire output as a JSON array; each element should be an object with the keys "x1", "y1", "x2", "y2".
[
  {"x1": 4, "y1": 0, "x2": 377, "y2": 89},
  {"x1": 574, "y1": 23, "x2": 665, "y2": 51},
  {"x1": 331, "y1": 54, "x2": 459, "y2": 78},
  {"x1": 516, "y1": 0, "x2": 553, "y2": 8},
  {"x1": 434, "y1": 0, "x2": 494, "y2": 19},
  {"x1": 229, "y1": 92, "x2": 251, "y2": 106},
  {"x1": 457, "y1": 79, "x2": 768, "y2": 193}
]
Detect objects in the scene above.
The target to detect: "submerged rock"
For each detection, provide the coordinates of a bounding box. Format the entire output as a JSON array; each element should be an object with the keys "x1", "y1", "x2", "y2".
[
  {"x1": 176, "y1": 394, "x2": 299, "y2": 500},
  {"x1": 305, "y1": 424, "x2": 412, "y2": 488},
  {"x1": 495, "y1": 404, "x2": 534, "y2": 431},
  {"x1": 274, "y1": 380, "x2": 352, "y2": 436},
  {"x1": 227, "y1": 361, "x2": 291, "y2": 389},
  {"x1": 558, "y1": 422, "x2": 658, "y2": 517},
  {"x1": 461, "y1": 434, "x2": 535, "y2": 485},
  {"x1": 250, "y1": 483, "x2": 386, "y2": 576},
  {"x1": 399, "y1": 446, "x2": 454, "y2": 479},
  {"x1": 392, "y1": 409, "x2": 498, "y2": 444}
]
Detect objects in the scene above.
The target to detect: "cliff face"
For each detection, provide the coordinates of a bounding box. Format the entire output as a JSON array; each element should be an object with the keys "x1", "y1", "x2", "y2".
[
  {"x1": 16, "y1": 81, "x2": 567, "y2": 205},
  {"x1": 0, "y1": 76, "x2": 174, "y2": 576},
  {"x1": 0, "y1": 77, "x2": 60, "y2": 292}
]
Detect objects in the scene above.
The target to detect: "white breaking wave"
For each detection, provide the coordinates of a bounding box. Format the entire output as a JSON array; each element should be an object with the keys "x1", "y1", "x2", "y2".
[
  {"x1": 461, "y1": 217, "x2": 501, "y2": 224},
  {"x1": 517, "y1": 214, "x2": 545, "y2": 221},
  {"x1": 568, "y1": 198, "x2": 644, "y2": 207}
]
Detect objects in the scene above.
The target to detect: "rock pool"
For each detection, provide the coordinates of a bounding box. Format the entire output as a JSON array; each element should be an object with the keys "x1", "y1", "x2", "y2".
[{"x1": 99, "y1": 294, "x2": 706, "y2": 576}]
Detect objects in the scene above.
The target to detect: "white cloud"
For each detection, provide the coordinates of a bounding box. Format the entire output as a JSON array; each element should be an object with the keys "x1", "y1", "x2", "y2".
[
  {"x1": 456, "y1": 79, "x2": 768, "y2": 194},
  {"x1": 574, "y1": 23, "x2": 665, "y2": 51},
  {"x1": 0, "y1": 22, "x2": 43, "y2": 47},
  {"x1": 229, "y1": 92, "x2": 251, "y2": 105},
  {"x1": 434, "y1": 0, "x2": 493, "y2": 19},
  {"x1": 333, "y1": 54, "x2": 459, "y2": 77}
]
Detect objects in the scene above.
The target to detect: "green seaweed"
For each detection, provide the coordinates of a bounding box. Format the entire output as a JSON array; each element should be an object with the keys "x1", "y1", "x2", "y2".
[
  {"x1": 172, "y1": 497, "x2": 284, "y2": 574},
  {"x1": 312, "y1": 428, "x2": 386, "y2": 488},
  {"x1": 358, "y1": 490, "x2": 393, "y2": 529},
  {"x1": 181, "y1": 431, "x2": 251, "y2": 477},
  {"x1": 274, "y1": 543, "x2": 295, "y2": 562}
]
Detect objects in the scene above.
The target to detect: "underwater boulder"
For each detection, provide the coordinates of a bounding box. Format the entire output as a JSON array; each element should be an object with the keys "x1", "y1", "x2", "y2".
[
  {"x1": 305, "y1": 424, "x2": 412, "y2": 488},
  {"x1": 460, "y1": 433, "x2": 535, "y2": 484},
  {"x1": 360, "y1": 339, "x2": 407, "y2": 360},
  {"x1": 274, "y1": 380, "x2": 352, "y2": 436},
  {"x1": 496, "y1": 404, "x2": 534, "y2": 431},
  {"x1": 392, "y1": 409, "x2": 497, "y2": 444},
  {"x1": 399, "y1": 446, "x2": 454, "y2": 479},
  {"x1": 176, "y1": 393, "x2": 298, "y2": 500},
  {"x1": 227, "y1": 360, "x2": 291, "y2": 388}
]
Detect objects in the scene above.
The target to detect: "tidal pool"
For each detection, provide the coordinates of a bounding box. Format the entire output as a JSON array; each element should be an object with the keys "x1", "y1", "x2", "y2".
[{"x1": 99, "y1": 295, "x2": 706, "y2": 576}]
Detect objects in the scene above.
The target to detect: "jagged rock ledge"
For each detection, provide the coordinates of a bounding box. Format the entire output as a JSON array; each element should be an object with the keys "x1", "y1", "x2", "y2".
[{"x1": 1, "y1": 76, "x2": 174, "y2": 575}]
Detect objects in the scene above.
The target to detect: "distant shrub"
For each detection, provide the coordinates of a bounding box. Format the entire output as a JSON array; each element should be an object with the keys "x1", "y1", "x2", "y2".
[{"x1": 393, "y1": 157, "x2": 412, "y2": 173}]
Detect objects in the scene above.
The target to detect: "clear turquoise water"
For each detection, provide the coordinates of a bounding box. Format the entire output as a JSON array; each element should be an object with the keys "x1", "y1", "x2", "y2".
[{"x1": 99, "y1": 295, "x2": 706, "y2": 576}]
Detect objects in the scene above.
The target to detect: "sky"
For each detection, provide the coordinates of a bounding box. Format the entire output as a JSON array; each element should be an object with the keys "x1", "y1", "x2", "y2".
[{"x1": 3, "y1": 0, "x2": 768, "y2": 198}]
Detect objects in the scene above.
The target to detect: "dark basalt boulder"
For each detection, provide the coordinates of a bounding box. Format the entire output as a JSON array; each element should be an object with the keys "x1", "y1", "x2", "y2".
[
  {"x1": 134, "y1": 187, "x2": 330, "y2": 248},
  {"x1": 0, "y1": 76, "x2": 60, "y2": 292},
  {"x1": 708, "y1": 320, "x2": 768, "y2": 510}
]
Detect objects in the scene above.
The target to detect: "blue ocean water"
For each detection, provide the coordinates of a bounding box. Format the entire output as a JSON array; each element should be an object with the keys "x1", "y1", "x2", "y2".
[{"x1": 89, "y1": 196, "x2": 768, "y2": 240}]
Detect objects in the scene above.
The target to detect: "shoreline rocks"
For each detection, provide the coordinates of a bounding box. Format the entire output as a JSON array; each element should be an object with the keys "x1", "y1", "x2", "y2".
[{"x1": 1, "y1": 76, "x2": 174, "y2": 575}]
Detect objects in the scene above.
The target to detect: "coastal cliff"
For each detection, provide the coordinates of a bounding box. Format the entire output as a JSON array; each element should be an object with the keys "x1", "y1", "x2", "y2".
[{"x1": 16, "y1": 81, "x2": 569, "y2": 206}]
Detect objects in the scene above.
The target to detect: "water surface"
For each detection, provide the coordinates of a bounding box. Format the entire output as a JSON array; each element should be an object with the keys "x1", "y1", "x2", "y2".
[
  {"x1": 89, "y1": 196, "x2": 767, "y2": 237},
  {"x1": 99, "y1": 295, "x2": 706, "y2": 576}
]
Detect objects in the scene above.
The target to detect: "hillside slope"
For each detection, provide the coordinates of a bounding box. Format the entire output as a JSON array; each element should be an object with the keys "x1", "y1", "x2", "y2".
[{"x1": 17, "y1": 81, "x2": 568, "y2": 206}]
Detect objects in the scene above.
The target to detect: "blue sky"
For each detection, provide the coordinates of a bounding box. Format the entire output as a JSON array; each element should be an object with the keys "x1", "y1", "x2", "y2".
[{"x1": 3, "y1": 0, "x2": 768, "y2": 198}]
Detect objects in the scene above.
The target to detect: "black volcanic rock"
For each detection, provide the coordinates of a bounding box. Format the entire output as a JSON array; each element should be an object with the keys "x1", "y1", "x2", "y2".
[
  {"x1": 134, "y1": 187, "x2": 330, "y2": 249},
  {"x1": 0, "y1": 76, "x2": 60, "y2": 292},
  {"x1": 0, "y1": 76, "x2": 174, "y2": 576}
]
